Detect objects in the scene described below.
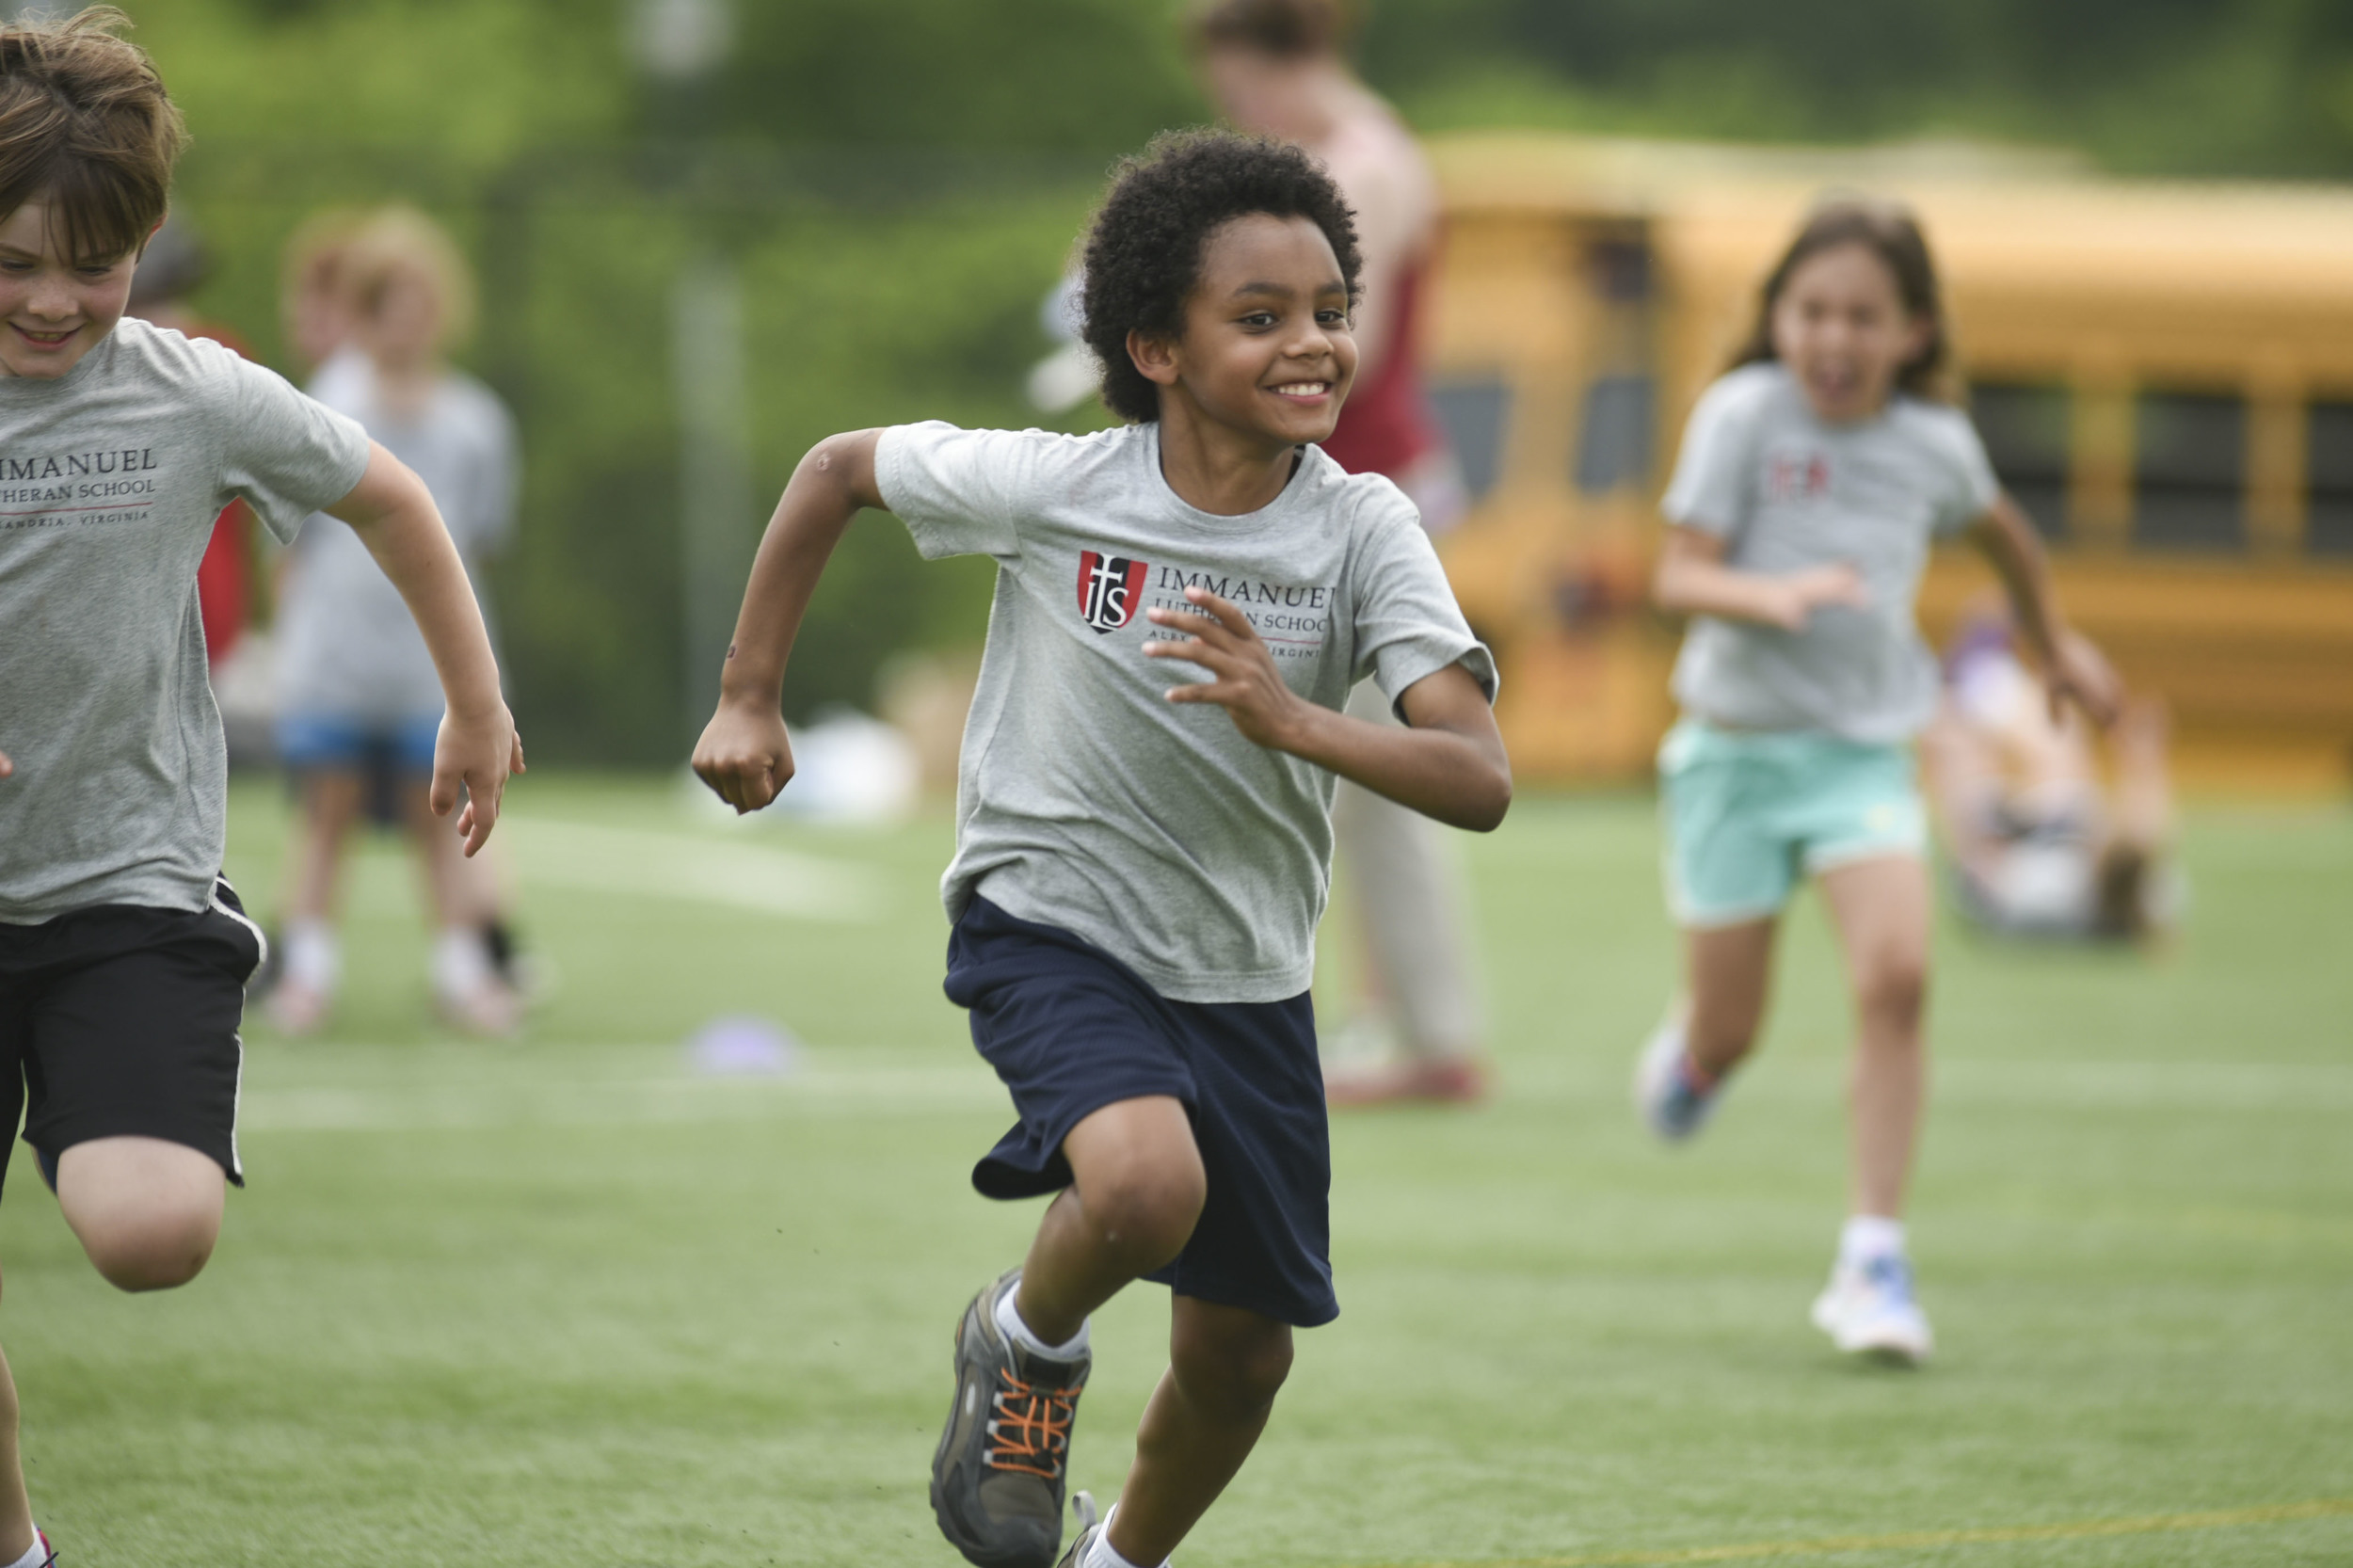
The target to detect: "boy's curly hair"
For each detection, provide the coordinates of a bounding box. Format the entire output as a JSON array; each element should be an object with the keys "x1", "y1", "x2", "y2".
[
  {"x1": 0, "y1": 7, "x2": 184, "y2": 265},
  {"x1": 1081, "y1": 129, "x2": 1362, "y2": 424}
]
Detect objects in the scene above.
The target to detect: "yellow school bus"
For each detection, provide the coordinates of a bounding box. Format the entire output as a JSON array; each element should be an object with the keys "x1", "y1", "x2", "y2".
[{"x1": 1421, "y1": 132, "x2": 2353, "y2": 790}]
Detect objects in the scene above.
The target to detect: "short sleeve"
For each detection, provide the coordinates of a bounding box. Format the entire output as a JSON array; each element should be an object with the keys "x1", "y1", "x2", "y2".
[
  {"x1": 468, "y1": 393, "x2": 521, "y2": 558},
  {"x1": 1350, "y1": 488, "x2": 1498, "y2": 716},
  {"x1": 874, "y1": 421, "x2": 1029, "y2": 561},
  {"x1": 216, "y1": 354, "x2": 373, "y2": 545},
  {"x1": 1933, "y1": 410, "x2": 2002, "y2": 536},
  {"x1": 1659, "y1": 371, "x2": 1765, "y2": 537}
]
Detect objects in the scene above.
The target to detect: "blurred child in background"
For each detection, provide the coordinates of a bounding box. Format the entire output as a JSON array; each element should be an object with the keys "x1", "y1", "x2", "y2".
[
  {"x1": 1634, "y1": 200, "x2": 2121, "y2": 1363},
  {"x1": 127, "y1": 213, "x2": 257, "y2": 668},
  {"x1": 1923, "y1": 604, "x2": 2178, "y2": 943},
  {"x1": 1192, "y1": 0, "x2": 1489, "y2": 1106},
  {"x1": 264, "y1": 207, "x2": 527, "y2": 1036}
]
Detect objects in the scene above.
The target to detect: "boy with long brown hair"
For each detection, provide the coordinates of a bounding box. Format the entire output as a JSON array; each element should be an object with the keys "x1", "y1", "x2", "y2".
[{"x1": 0, "y1": 12, "x2": 520, "y2": 1557}]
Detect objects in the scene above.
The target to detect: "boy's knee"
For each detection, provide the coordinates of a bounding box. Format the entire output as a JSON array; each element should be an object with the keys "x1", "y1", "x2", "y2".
[
  {"x1": 84, "y1": 1201, "x2": 219, "y2": 1291},
  {"x1": 1173, "y1": 1312, "x2": 1293, "y2": 1420},
  {"x1": 55, "y1": 1136, "x2": 226, "y2": 1292},
  {"x1": 1082, "y1": 1155, "x2": 1207, "y2": 1272}
]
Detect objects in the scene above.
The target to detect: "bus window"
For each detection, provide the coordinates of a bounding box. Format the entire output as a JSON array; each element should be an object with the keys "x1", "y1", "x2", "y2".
[
  {"x1": 1429, "y1": 377, "x2": 1512, "y2": 502},
  {"x1": 2306, "y1": 401, "x2": 2353, "y2": 557},
  {"x1": 2135, "y1": 392, "x2": 2247, "y2": 552},
  {"x1": 1574, "y1": 374, "x2": 1655, "y2": 494},
  {"x1": 1971, "y1": 382, "x2": 2070, "y2": 540}
]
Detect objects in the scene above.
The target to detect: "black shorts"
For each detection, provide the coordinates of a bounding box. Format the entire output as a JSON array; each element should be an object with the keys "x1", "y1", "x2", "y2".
[
  {"x1": 0, "y1": 878, "x2": 262, "y2": 1197},
  {"x1": 944, "y1": 895, "x2": 1337, "y2": 1329}
]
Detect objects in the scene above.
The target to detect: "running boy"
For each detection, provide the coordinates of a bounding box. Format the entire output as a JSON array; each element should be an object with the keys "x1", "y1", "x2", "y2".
[
  {"x1": 0, "y1": 11, "x2": 520, "y2": 1558},
  {"x1": 694, "y1": 130, "x2": 1507, "y2": 1568},
  {"x1": 1634, "y1": 200, "x2": 2119, "y2": 1363}
]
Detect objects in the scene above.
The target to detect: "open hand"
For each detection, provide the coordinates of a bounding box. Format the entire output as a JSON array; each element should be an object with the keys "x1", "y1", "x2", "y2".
[
  {"x1": 433, "y1": 705, "x2": 525, "y2": 856},
  {"x1": 693, "y1": 698, "x2": 795, "y2": 814},
  {"x1": 1144, "y1": 586, "x2": 1308, "y2": 749},
  {"x1": 1767, "y1": 563, "x2": 1869, "y2": 632},
  {"x1": 2046, "y1": 628, "x2": 2124, "y2": 729}
]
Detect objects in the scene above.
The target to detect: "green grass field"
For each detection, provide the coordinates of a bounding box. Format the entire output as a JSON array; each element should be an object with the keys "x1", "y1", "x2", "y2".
[{"x1": 8, "y1": 776, "x2": 2348, "y2": 1566}]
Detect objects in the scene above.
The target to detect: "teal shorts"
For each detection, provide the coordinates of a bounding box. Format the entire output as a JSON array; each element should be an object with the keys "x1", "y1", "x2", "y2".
[{"x1": 1657, "y1": 718, "x2": 1928, "y2": 929}]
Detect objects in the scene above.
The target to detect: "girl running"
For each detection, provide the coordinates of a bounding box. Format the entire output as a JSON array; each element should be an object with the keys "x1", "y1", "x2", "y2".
[{"x1": 1634, "y1": 200, "x2": 2121, "y2": 1362}]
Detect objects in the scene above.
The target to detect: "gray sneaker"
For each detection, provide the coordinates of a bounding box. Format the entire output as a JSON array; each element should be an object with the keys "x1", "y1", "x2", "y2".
[
  {"x1": 932, "y1": 1269, "x2": 1091, "y2": 1568},
  {"x1": 1052, "y1": 1492, "x2": 1101, "y2": 1568}
]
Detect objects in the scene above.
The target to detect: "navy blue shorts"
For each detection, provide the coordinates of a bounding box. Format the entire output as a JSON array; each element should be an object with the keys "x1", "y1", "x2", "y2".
[{"x1": 944, "y1": 895, "x2": 1337, "y2": 1329}]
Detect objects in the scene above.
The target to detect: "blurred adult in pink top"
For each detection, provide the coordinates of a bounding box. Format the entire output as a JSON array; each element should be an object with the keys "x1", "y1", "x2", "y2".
[{"x1": 1194, "y1": 0, "x2": 1486, "y2": 1104}]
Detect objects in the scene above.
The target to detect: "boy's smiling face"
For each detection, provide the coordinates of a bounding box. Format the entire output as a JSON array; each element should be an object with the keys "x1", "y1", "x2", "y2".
[
  {"x1": 1132, "y1": 212, "x2": 1357, "y2": 454},
  {"x1": 0, "y1": 197, "x2": 143, "y2": 379}
]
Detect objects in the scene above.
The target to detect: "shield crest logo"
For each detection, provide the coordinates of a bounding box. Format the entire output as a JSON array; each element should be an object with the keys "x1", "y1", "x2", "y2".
[{"x1": 1077, "y1": 550, "x2": 1148, "y2": 634}]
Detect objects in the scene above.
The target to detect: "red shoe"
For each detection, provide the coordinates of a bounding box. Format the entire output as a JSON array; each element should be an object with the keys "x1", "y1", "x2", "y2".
[{"x1": 1323, "y1": 1056, "x2": 1489, "y2": 1108}]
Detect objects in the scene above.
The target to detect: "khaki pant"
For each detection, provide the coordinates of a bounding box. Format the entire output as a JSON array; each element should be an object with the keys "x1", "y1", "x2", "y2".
[{"x1": 1328, "y1": 679, "x2": 1482, "y2": 1059}]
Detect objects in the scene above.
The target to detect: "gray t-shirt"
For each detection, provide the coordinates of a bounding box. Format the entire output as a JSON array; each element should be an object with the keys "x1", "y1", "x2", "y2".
[
  {"x1": 276, "y1": 357, "x2": 516, "y2": 719},
  {"x1": 876, "y1": 420, "x2": 1496, "y2": 1003},
  {"x1": 1661, "y1": 362, "x2": 1999, "y2": 743},
  {"x1": 0, "y1": 319, "x2": 372, "y2": 922}
]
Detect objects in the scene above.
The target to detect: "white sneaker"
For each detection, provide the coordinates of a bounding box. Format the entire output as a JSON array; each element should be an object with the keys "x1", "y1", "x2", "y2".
[
  {"x1": 1632, "y1": 1014, "x2": 1720, "y2": 1141},
  {"x1": 1811, "y1": 1253, "x2": 1934, "y2": 1364}
]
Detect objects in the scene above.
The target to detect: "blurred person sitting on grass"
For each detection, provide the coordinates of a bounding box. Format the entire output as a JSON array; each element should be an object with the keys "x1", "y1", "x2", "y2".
[
  {"x1": 1192, "y1": 0, "x2": 1492, "y2": 1108},
  {"x1": 1923, "y1": 601, "x2": 2179, "y2": 944},
  {"x1": 258, "y1": 206, "x2": 532, "y2": 1037},
  {"x1": 0, "y1": 11, "x2": 520, "y2": 1566},
  {"x1": 1632, "y1": 200, "x2": 2121, "y2": 1366},
  {"x1": 694, "y1": 129, "x2": 1508, "y2": 1568}
]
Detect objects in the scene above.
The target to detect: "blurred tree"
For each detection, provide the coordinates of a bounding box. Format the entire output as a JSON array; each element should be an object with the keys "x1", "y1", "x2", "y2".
[{"x1": 106, "y1": 0, "x2": 2353, "y2": 763}]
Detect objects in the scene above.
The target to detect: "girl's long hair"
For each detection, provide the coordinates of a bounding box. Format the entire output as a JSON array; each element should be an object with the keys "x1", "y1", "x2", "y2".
[{"x1": 1729, "y1": 198, "x2": 1958, "y2": 404}]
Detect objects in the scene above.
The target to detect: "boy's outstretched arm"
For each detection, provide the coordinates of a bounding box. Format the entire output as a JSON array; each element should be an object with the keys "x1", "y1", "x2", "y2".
[
  {"x1": 692, "y1": 429, "x2": 886, "y2": 813},
  {"x1": 1966, "y1": 494, "x2": 2123, "y2": 727},
  {"x1": 1144, "y1": 587, "x2": 1513, "y2": 832},
  {"x1": 327, "y1": 441, "x2": 523, "y2": 856}
]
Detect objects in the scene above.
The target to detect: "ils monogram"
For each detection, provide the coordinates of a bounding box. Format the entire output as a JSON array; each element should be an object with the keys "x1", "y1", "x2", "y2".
[{"x1": 1077, "y1": 550, "x2": 1148, "y2": 634}]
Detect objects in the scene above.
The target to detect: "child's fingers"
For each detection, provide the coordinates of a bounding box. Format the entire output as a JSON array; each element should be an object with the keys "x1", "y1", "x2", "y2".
[
  {"x1": 429, "y1": 764, "x2": 461, "y2": 819},
  {"x1": 0, "y1": 749, "x2": 11, "y2": 779},
  {"x1": 510, "y1": 730, "x2": 528, "y2": 774},
  {"x1": 1180, "y1": 586, "x2": 1259, "y2": 640},
  {"x1": 1146, "y1": 605, "x2": 1230, "y2": 645}
]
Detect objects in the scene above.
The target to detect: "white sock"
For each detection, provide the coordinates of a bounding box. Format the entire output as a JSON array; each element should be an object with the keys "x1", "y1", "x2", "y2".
[
  {"x1": 1084, "y1": 1506, "x2": 1164, "y2": 1568},
  {"x1": 281, "y1": 919, "x2": 340, "y2": 993},
  {"x1": 1840, "y1": 1214, "x2": 1907, "y2": 1268},
  {"x1": 431, "y1": 926, "x2": 494, "y2": 999},
  {"x1": 994, "y1": 1284, "x2": 1088, "y2": 1360},
  {"x1": 7, "y1": 1528, "x2": 46, "y2": 1568}
]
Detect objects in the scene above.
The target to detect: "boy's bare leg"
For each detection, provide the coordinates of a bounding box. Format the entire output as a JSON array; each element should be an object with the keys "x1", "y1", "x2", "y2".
[
  {"x1": 1108, "y1": 1296, "x2": 1293, "y2": 1566},
  {"x1": 54, "y1": 1137, "x2": 224, "y2": 1292},
  {"x1": 1817, "y1": 856, "x2": 1932, "y2": 1219},
  {"x1": 0, "y1": 1290, "x2": 34, "y2": 1560},
  {"x1": 1682, "y1": 917, "x2": 1779, "y2": 1080},
  {"x1": 1013, "y1": 1096, "x2": 1205, "y2": 1346}
]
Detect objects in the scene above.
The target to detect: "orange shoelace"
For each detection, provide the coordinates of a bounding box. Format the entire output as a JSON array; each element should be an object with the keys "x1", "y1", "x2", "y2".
[{"x1": 983, "y1": 1368, "x2": 1082, "y2": 1480}]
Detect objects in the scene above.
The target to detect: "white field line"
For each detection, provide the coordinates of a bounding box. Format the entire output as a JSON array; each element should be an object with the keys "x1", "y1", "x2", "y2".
[
  {"x1": 239, "y1": 1063, "x2": 1001, "y2": 1133},
  {"x1": 238, "y1": 1055, "x2": 2353, "y2": 1134},
  {"x1": 498, "y1": 817, "x2": 888, "y2": 922},
  {"x1": 1512, "y1": 1055, "x2": 2353, "y2": 1112}
]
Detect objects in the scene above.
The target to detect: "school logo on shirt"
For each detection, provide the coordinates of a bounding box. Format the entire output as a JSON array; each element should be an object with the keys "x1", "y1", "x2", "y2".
[
  {"x1": 1077, "y1": 550, "x2": 1148, "y2": 634},
  {"x1": 1767, "y1": 451, "x2": 1833, "y2": 502}
]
